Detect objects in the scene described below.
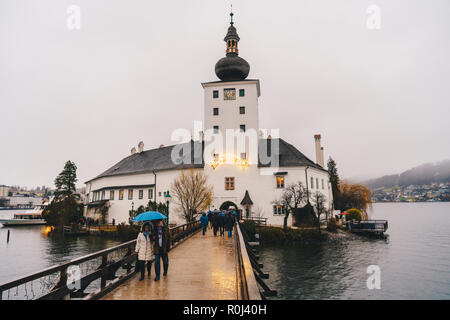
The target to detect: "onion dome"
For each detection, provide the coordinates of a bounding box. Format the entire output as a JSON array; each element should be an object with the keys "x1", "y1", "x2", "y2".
[{"x1": 215, "y1": 10, "x2": 250, "y2": 81}]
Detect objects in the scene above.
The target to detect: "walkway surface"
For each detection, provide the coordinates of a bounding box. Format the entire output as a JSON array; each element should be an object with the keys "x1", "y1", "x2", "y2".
[{"x1": 102, "y1": 228, "x2": 237, "y2": 300}]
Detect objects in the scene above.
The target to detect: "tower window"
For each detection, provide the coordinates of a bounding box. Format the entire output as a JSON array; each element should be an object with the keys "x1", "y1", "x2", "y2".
[
  {"x1": 239, "y1": 89, "x2": 245, "y2": 97},
  {"x1": 213, "y1": 108, "x2": 219, "y2": 116},
  {"x1": 213, "y1": 126, "x2": 219, "y2": 134},
  {"x1": 239, "y1": 106, "x2": 245, "y2": 114},
  {"x1": 311, "y1": 177, "x2": 314, "y2": 189},
  {"x1": 213, "y1": 90, "x2": 219, "y2": 98},
  {"x1": 225, "y1": 177, "x2": 235, "y2": 190},
  {"x1": 240, "y1": 125, "x2": 246, "y2": 132}
]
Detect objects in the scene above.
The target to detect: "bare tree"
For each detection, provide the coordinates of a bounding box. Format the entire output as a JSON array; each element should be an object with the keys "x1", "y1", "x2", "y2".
[
  {"x1": 311, "y1": 191, "x2": 327, "y2": 232},
  {"x1": 171, "y1": 169, "x2": 213, "y2": 223},
  {"x1": 272, "y1": 181, "x2": 307, "y2": 230}
]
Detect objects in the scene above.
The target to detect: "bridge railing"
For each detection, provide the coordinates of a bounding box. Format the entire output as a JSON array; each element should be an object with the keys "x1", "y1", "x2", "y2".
[
  {"x1": 0, "y1": 220, "x2": 201, "y2": 300},
  {"x1": 234, "y1": 223, "x2": 262, "y2": 300}
]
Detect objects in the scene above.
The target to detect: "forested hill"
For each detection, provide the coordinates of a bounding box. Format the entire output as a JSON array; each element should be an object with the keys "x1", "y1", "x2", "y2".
[{"x1": 363, "y1": 160, "x2": 450, "y2": 189}]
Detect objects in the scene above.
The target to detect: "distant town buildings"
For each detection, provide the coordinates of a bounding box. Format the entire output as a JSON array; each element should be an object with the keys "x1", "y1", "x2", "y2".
[
  {"x1": 0, "y1": 185, "x2": 8, "y2": 197},
  {"x1": 371, "y1": 182, "x2": 450, "y2": 202},
  {"x1": 0, "y1": 185, "x2": 52, "y2": 207}
]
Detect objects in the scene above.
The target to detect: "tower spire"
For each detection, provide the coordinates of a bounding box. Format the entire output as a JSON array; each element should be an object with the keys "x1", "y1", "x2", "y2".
[{"x1": 230, "y1": 5, "x2": 234, "y2": 25}]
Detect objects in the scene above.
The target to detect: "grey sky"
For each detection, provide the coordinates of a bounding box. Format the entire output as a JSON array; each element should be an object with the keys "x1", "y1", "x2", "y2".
[{"x1": 1, "y1": 0, "x2": 449, "y2": 188}]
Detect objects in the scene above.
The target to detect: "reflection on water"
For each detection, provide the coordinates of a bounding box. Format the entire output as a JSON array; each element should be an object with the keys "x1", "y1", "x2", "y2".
[
  {"x1": 0, "y1": 210, "x2": 121, "y2": 284},
  {"x1": 259, "y1": 202, "x2": 450, "y2": 299}
]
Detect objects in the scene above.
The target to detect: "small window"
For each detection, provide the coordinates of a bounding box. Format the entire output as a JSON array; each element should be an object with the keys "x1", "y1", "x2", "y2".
[
  {"x1": 273, "y1": 205, "x2": 286, "y2": 215},
  {"x1": 101, "y1": 191, "x2": 105, "y2": 200},
  {"x1": 158, "y1": 192, "x2": 162, "y2": 197},
  {"x1": 119, "y1": 190, "x2": 124, "y2": 200},
  {"x1": 322, "y1": 179, "x2": 324, "y2": 190},
  {"x1": 239, "y1": 106, "x2": 245, "y2": 114},
  {"x1": 224, "y1": 88, "x2": 236, "y2": 100},
  {"x1": 213, "y1": 90, "x2": 219, "y2": 98},
  {"x1": 240, "y1": 152, "x2": 247, "y2": 160},
  {"x1": 239, "y1": 89, "x2": 245, "y2": 97},
  {"x1": 128, "y1": 189, "x2": 133, "y2": 200},
  {"x1": 213, "y1": 108, "x2": 219, "y2": 116},
  {"x1": 240, "y1": 125, "x2": 246, "y2": 132},
  {"x1": 110, "y1": 190, "x2": 114, "y2": 200},
  {"x1": 311, "y1": 177, "x2": 314, "y2": 189},
  {"x1": 213, "y1": 125, "x2": 219, "y2": 134},
  {"x1": 148, "y1": 189, "x2": 153, "y2": 200},
  {"x1": 139, "y1": 190, "x2": 143, "y2": 200},
  {"x1": 316, "y1": 178, "x2": 319, "y2": 190},
  {"x1": 276, "y1": 176, "x2": 285, "y2": 188},
  {"x1": 225, "y1": 177, "x2": 235, "y2": 190}
]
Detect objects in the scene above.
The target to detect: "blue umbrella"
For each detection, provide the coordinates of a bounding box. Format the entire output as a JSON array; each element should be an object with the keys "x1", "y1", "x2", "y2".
[
  {"x1": 132, "y1": 211, "x2": 167, "y2": 222},
  {"x1": 232, "y1": 211, "x2": 239, "y2": 216}
]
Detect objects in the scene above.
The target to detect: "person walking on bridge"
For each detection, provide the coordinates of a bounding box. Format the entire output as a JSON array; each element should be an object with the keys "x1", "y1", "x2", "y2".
[
  {"x1": 211, "y1": 212, "x2": 219, "y2": 236},
  {"x1": 135, "y1": 222, "x2": 153, "y2": 281},
  {"x1": 152, "y1": 220, "x2": 171, "y2": 281},
  {"x1": 200, "y1": 212, "x2": 208, "y2": 236},
  {"x1": 219, "y1": 212, "x2": 226, "y2": 236},
  {"x1": 225, "y1": 212, "x2": 235, "y2": 238}
]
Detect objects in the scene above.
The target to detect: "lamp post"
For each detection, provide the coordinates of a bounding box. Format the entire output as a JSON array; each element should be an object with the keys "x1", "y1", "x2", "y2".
[{"x1": 164, "y1": 190, "x2": 171, "y2": 226}]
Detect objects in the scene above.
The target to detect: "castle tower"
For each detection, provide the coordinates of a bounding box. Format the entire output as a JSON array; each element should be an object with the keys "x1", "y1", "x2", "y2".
[{"x1": 201, "y1": 10, "x2": 260, "y2": 166}]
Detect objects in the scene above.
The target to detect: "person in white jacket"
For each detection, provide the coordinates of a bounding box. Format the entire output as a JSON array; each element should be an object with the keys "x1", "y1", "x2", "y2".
[{"x1": 135, "y1": 222, "x2": 153, "y2": 281}]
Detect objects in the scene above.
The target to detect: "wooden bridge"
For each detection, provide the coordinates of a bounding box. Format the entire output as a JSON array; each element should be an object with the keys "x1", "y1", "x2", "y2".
[{"x1": 0, "y1": 221, "x2": 273, "y2": 300}]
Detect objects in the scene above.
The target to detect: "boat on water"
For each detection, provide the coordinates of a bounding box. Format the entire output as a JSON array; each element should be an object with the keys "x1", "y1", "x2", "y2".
[
  {"x1": 0, "y1": 205, "x2": 47, "y2": 226},
  {"x1": 346, "y1": 219, "x2": 388, "y2": 237}
]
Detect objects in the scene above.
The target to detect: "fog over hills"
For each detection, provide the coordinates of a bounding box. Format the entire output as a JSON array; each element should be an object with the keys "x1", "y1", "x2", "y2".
[{"x1": 362, "y1": 160, "x2": 450, "y2": 189}]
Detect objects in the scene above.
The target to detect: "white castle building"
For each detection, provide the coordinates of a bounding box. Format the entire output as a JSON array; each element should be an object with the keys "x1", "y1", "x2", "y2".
[{"x1": 84, "y1": 12, "x2": 332, "y2": 226}]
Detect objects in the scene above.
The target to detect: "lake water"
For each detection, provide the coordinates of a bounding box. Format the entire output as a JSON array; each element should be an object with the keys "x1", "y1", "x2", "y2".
[
  {"x1": 259, "y1": 202, "x2": 450, "y2": 299},
  {"x1": 0, "y1": 210, "x2": 121, "y2": 284}
]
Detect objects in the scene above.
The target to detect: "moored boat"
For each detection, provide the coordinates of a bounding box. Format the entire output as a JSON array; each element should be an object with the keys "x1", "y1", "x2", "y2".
[{"x1": 0, "y1": 206, "x2": 46, "y2": 226}]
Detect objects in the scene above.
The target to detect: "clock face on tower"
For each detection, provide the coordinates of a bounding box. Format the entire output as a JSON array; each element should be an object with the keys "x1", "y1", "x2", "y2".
[{"x1": 223, "y1": 88, "x2": 236, "y2": 100}]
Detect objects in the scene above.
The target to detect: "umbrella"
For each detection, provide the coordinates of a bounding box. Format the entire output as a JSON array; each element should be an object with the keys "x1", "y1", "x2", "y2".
[
  {"x1": 132, "y1": 211, "x2": 167, "y2": 222},
  {"x1": 232, "y1": 211, "x2": 239, "y2": 216},
  {"x1": 340, "y1": 212, "x2": 349, "y2": 215}
]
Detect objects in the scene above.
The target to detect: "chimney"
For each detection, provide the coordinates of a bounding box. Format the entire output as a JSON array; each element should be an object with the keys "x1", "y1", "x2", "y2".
[
  {"x1": 131, "y1": 147, "x2": 136, "y2": 155},
  {"x1": 314, "y1": 134, "x2": 324, "y2": 167},
  {"x1": 138, "y1": 141, "x2": 144, "y2": 153}
]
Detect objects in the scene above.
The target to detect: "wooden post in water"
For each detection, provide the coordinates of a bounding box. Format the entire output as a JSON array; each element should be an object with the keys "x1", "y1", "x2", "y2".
[{"x1": 6, "y1": 230, "x2": 10, "y2": 243}]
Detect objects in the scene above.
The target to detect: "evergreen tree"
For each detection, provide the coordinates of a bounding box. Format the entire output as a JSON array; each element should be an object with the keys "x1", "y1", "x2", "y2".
[
  {"x1": 53, "y1": 160, "x2": 77, "y2": 199},
  {"x1": 327, "y1": 157, "x2": 341, "y2": 210},
  {"x1": 42, "y1": 161, "x2": 82, "y2": 230}
]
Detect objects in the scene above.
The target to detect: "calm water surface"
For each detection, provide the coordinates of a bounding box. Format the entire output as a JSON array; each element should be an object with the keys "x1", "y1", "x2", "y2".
[
  {"x1": 0, "y1": 210, "x2": 121, "y2": 284},
  {"x1": 259, "y1": 202, "x2": 450, "y2": 299}
]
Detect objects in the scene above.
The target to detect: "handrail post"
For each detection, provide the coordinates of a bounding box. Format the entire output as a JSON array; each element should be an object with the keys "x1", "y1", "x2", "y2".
[{"x1": 100, "y1": 253, "x2": 107, "y2": 289}]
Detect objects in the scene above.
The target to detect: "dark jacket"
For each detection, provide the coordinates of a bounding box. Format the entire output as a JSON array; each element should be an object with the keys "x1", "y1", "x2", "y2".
[
  {"x1": 151, "y1": 225, "x2": 171, "y2": 254},
  {"x1": 211, "y1": 214, "x2": 219, "y2": 227},
  {"x1": 225, "y1": 215, "x2": 235, "y2": 231}
]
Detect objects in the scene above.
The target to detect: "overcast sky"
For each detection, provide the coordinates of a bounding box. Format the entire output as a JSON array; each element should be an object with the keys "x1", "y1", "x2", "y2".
[{"x1": 1, "y1": 0, "x2": 449, "y2": 189}]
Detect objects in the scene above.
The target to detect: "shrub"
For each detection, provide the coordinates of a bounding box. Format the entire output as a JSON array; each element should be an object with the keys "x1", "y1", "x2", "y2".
[
  {"x1": 240, "y1": 220, "x2": 257, "y2": 238},
  {"x1": 346, "y1": 208, "x2": 363, "y2": 221},
  {"x1": 327, "y1": 217, "x2": 338, "y2": 232}
]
